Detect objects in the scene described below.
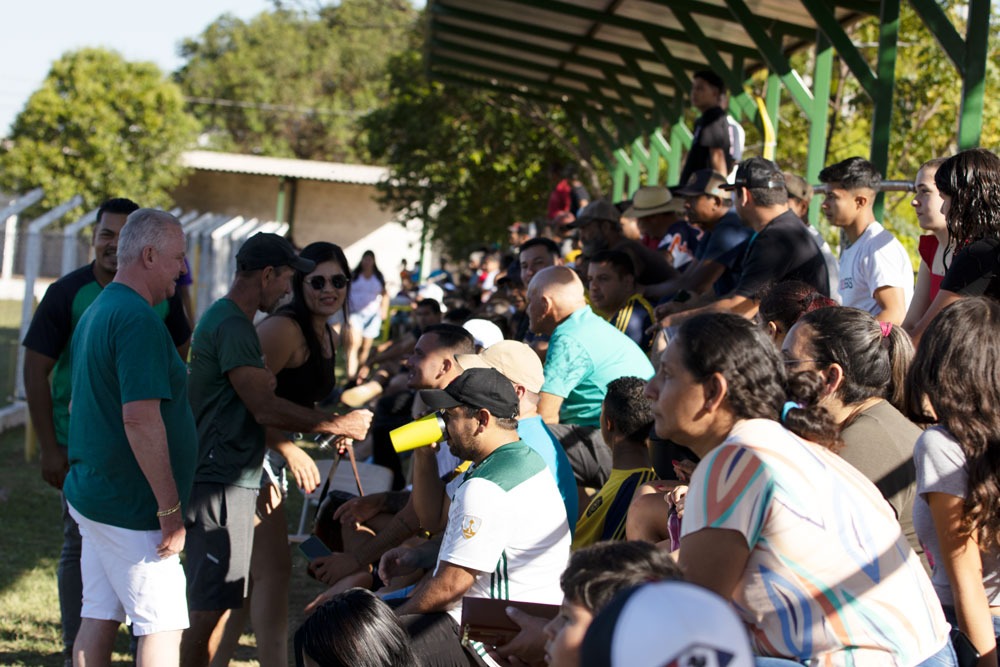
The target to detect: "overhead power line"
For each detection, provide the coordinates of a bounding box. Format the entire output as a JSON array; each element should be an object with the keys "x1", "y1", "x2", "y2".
[{"x1": 184, "y1": 96, "x2": 372, "y2": 117}]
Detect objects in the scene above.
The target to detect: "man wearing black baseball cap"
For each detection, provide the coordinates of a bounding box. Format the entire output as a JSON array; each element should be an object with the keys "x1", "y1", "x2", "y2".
[
  {"x1": 658, "y1": 157, "x2": 830, "y2": 329},
  {"x1": 235, "y1": 231, "x2": 316, "y2": 273},
  {"x1": 647, "y1": 168, "x2": 752, "y2": 303},
  {"x1": 393, "y1": 367, "x2": 570, "y2": 665},
  {"x1": 182, "y1": 233, "x2": 373, "y2": 664}
]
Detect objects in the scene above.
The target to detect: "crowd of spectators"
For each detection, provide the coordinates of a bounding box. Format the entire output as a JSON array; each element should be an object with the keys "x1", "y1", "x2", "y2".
[{"x1": 21, "y1": 66, "x2": 1000, "y2": 667}]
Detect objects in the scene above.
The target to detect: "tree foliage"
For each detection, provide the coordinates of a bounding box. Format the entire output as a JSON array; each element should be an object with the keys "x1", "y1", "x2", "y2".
[
  {"x1": 0, "y1": 48, "x2": 198, "y2": 215},
  {"x1": 742, "y1": 1, "x2": 1000, "y2": 258},
  {"x1": 361, "y1": 45, "x2": 606, "y2": 256},
  {"x1": 175, "y1": 0, "x2": 416, "y2": 162}
]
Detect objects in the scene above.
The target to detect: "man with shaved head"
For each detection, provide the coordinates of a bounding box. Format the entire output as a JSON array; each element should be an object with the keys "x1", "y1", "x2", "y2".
[{"x1": 526, "y1": 266, "x2": 654, "y2": 490}]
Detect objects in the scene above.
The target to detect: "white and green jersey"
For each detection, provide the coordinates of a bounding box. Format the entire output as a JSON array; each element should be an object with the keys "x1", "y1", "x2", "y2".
[{"x1": 437, "y1": 439, "x2": 570, "y2": 625}]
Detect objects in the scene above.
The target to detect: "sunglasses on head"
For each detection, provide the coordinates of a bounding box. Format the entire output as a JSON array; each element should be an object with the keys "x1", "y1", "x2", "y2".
[{"x1": 307, "y1": 274, "x2": 350, "y2": 290}]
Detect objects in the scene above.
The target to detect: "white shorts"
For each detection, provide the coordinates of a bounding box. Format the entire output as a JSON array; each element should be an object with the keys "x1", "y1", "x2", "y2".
[{"x1": 68, "y1": 503, "x2": 189, "y2": 635}]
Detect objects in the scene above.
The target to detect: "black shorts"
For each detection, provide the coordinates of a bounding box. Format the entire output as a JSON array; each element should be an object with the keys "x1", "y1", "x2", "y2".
[
  {"x1": 183, "y1": 482, "x2": 258, "y2": 611},
  {"x1": 545, "y1": 423, "x2": 612, "y2": 489}
]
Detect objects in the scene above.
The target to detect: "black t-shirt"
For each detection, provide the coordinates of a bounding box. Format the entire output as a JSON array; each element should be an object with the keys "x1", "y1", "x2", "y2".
[
  {"x1": 732, "y1": 210, "x2": 831, "y2": 298},
  {"x1": 679, "y1": 106, "x2": 731, "y2": 185},
  {"x1": 940, "y1": 237, "x2": 1000, "y2": 299}
]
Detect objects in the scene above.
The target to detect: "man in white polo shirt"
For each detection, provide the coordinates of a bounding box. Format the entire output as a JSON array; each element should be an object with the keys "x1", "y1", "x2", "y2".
[{"x1": 819, "y1": 157, "x2": 913, "y2": 323}]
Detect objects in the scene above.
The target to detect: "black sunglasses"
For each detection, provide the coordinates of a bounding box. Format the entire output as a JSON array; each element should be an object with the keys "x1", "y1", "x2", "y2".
[{"x1": 307, "y1": 274, "x2": 350, "y2": 290}]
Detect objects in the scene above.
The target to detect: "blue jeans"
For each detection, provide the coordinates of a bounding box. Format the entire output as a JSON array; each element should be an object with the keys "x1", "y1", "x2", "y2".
[
  {"x1": 59, "y1": 492, "x2": 83, "y2": 654},
  {"x1": 916, "y1": 641, "x2": 958, "y2": 667},
  {"x1": 754, "y1": 642, "x2": 956, "y2": 667}
]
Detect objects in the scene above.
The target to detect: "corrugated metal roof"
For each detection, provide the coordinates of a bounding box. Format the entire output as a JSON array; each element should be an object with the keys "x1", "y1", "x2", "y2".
[{"x1": 181, "y1": 150, "x2": 389, "y2": 185}]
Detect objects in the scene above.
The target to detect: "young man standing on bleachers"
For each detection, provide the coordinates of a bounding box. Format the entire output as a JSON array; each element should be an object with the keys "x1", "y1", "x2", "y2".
[{"x1": 819, "y1": 157, "x2": 913, "y2": 324}]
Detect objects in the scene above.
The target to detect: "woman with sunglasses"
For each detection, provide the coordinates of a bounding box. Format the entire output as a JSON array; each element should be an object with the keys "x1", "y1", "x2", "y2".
[
  {"x1": 909, "y1": 298, "x2": 1000, "y2": 665},
  {"x1": 217, "y1": 242, "x2": 355, "y2": 666},
  {"x1": 646, "y1": 312, "x2": 952, "y2": 665}
]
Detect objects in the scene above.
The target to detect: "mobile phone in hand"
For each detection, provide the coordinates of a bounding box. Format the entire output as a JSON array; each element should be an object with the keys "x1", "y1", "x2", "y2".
[{"x1": 298, "y1": 535, "x2": 333, "y2": 562}]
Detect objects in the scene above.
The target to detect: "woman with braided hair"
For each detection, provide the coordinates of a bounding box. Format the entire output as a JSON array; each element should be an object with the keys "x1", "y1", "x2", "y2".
[{"x1": 644, "y1": 311, "x2": 952, "y2": 665}]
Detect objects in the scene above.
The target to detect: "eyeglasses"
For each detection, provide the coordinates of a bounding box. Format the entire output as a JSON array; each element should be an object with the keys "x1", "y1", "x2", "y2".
[
  {"x1": 307, "y1": 274, "x2": 350, "y2": 290},
  {"x1": 783, "y1": 358, "x2": 822, "y2": 366}
]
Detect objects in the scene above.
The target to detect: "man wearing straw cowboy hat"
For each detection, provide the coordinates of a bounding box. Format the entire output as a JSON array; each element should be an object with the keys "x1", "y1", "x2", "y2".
[{"x1": 623, "y1": 185, "x2": 691, "y2": 261}]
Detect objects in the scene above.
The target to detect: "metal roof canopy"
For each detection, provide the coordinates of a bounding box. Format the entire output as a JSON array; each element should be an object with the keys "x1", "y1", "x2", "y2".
[{"x1": 426, "y1": 0, "x2": 991, "y2": 221}]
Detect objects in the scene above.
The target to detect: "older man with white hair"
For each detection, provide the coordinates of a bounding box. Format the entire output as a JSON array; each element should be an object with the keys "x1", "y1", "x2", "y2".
[{"x1": 64, "y1": 209, "x2": 196, "y2": 667}]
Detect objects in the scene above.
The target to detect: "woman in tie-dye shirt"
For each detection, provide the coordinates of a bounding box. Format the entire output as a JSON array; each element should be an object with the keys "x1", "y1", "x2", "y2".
[{"x1": 644, "y1": 312, "x2": 953, "y2": 666}]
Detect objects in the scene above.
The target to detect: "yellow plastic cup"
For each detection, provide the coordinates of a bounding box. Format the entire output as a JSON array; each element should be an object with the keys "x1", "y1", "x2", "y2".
[{"x1": 390, "y1": 412, "x2": 446, "y2": 453}]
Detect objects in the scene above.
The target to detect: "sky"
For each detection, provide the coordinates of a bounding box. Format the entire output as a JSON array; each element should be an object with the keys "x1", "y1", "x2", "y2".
[{"x1": 0, "y1": 0, "x2": 276, "y2": 136}]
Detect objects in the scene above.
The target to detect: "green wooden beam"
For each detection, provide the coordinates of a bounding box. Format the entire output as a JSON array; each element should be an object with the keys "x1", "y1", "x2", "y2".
[
  {"x1": 432, "y1": 36, "x2": 660, "y2": 111},
  {"x1": 580, "y1": 105, "x2": 625, "y2": 159},
  {"x1": 906, "y1": 0, "x2": 966, "y2": 72},
  {"x1": 667, "y1": 0, "x2": 813, "y2": 38},
  {"x1": 622, "y1": 59, "x2": 670, "y2": 125},
  {"x1": 612, "y1": 148, "x2": 637, "y2": 201},
  {"x1": 564, "y1": 103, "x2": 612, "y2": 164},
  {"x1": 433, "y1": 21, "x2": 679, "y2": 95},
  {"x1": 721, "y1": 0, "x2": 815, "y2": 113},
  {"x1": 432, "y1": 71, "x2": 615, "y2": 164},
  {"x1": 806, "y1": 34, "x2": 834, "y2": 228},
  {"x1": 765, "y1": 71, "x2": 781, "y2": 150},
  {"x1": 798, "y1": 0, "x2": 877, "y2": 98},
  {"x1": 476, "y1": 0, "x2": 762, "y2": 60},
  {"x1": 586, "y1": 82, "x2": 628, "y2": 144},
  {"x1": 598, "y1": 68, "x2": 658, "y2": 132},
  {"x1": 642, "y1": 31, "x2": 693, "y2": 98},
  {"x1": 633, "y1": 135, "x2": 662, "y2": 185},
  {"x1": 870, "y1": 0, "x2": 899, "y2": 213},
  {"x1": 431, "y1": 55, "x2": 596, "y2": 102},
  {"x1": 431, "y1": 40, "x2": 659, "y2": 130},
  {"x1": 668, "y1": 121, "x2": 694, "y2": 185},
  {"x1": 957, "y1": 0, "x2": 989, "y2": 148},
  {"x1": 432, "y1": 55, "x2": 651, "y2": 124},
  {"x1": 649, "y1": 129, "x2": 675, "y2": 186},
  {"x1": 431, "y1": 5, "x2": 743, "y2": 74},
  {"x1": 831, "y1": 0, "x2": 883, "y2": 12},
  {"x1": 665, "y1": 11, "x2": 760, "y2": 121}
]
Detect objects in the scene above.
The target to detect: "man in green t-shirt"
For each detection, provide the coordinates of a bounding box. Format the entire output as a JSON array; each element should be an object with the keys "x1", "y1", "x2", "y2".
[
  {"x1": 63, "y1": 209, "x2": 196, "y2": 667},
  {"x1": 22, "y1": 197, "x2": 191, "y2": 662},
  {"x1": 182, "y1": 233, "x2": 373, "y2": 667}
]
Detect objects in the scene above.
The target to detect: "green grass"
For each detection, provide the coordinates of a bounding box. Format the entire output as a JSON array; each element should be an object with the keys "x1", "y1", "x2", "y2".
[
  {"x1": 0, "y1": 421, "x2": 328, "y2": 666},
  {"x1": 0, "y1": 298, "x2": 332, "y2": 666}
]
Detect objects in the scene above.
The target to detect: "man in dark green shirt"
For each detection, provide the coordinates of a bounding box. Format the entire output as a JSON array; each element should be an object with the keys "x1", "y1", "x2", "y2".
[
  {"x1": 182, "y1": 233, "x2": 373, "y2": 667},
  {"x1": 22, "y1": 197, "x2": 190, "y2": 661}
]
